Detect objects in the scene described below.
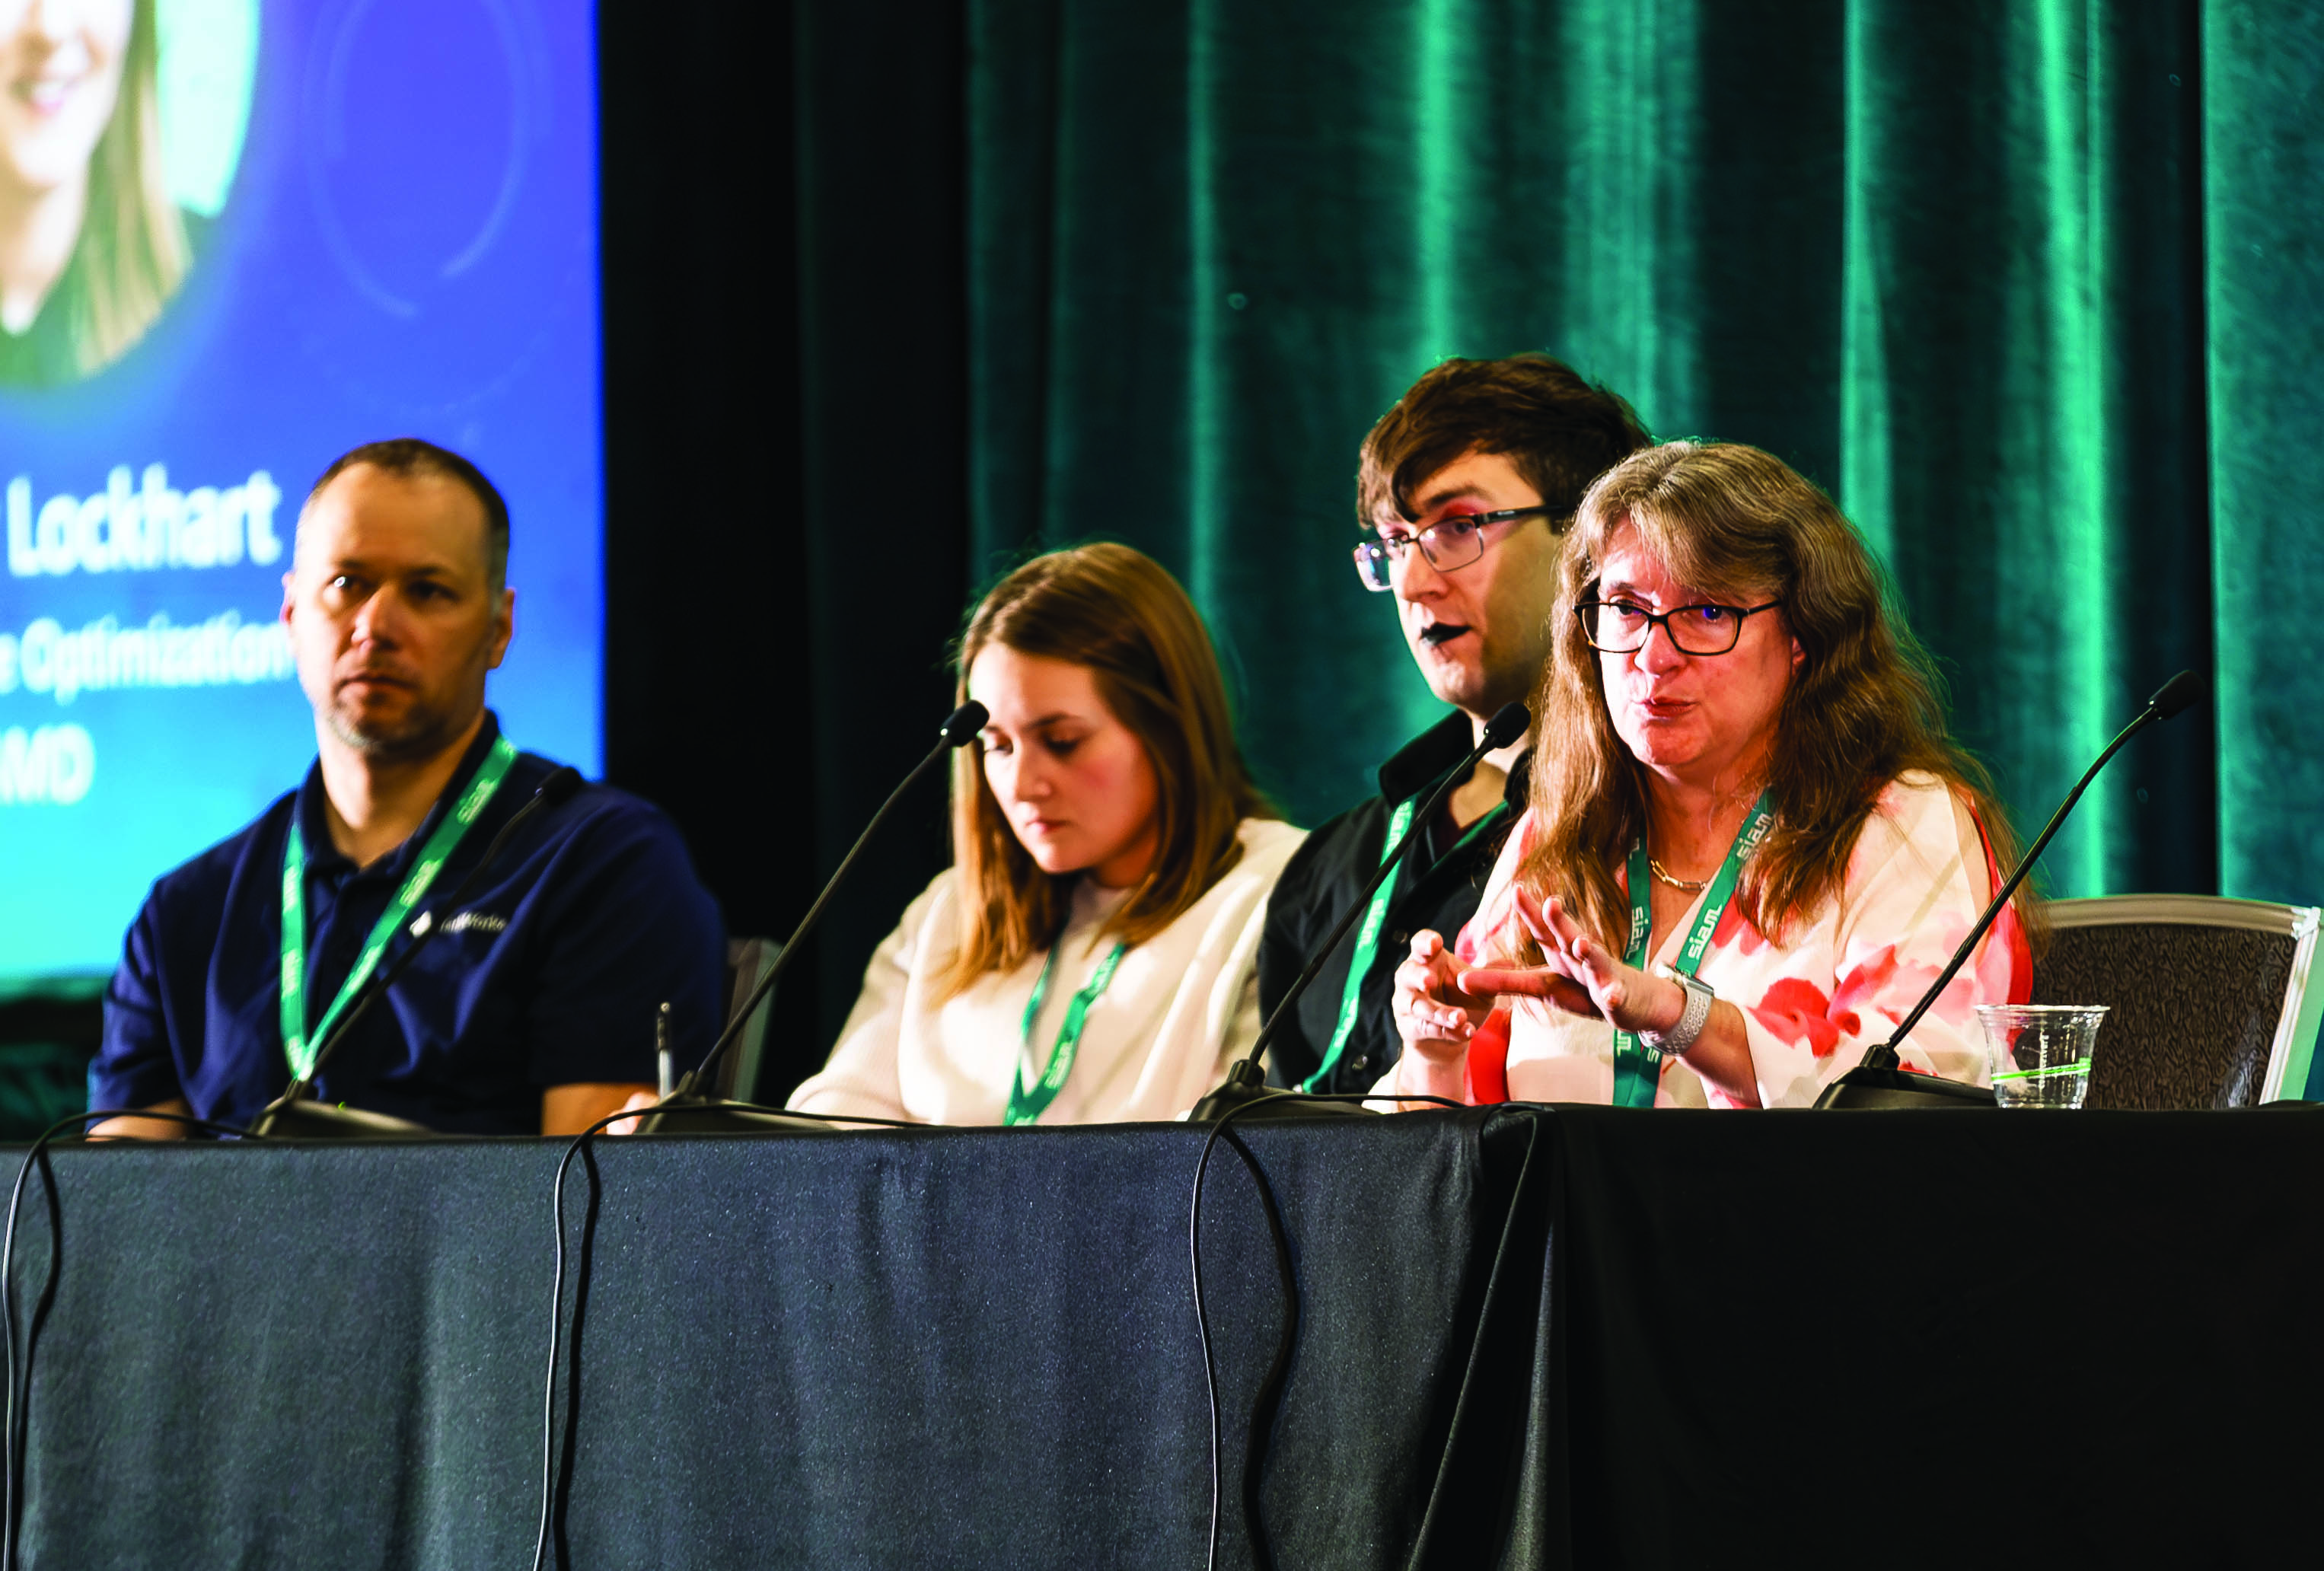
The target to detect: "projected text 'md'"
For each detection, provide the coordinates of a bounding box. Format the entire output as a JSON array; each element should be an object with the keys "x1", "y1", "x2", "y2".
[{"x1": 0, "y1": 465, "x2": 300, "y2": 824}]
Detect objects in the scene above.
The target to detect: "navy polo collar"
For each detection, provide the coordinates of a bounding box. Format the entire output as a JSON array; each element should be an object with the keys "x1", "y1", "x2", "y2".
[{"x1": 293, "y1": 710, "x2": 506, "y2": 881}]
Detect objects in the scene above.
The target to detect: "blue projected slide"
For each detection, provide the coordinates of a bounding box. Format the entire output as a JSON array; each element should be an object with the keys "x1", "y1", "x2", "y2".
[{"x1": 0, "y1": 0, "x2": 601, "y2": 983}]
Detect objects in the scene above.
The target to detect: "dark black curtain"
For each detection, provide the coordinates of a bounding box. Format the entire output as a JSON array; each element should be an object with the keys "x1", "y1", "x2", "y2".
[{"x1": 600, "y1": 0, "x2": 968, "y2": 1093}]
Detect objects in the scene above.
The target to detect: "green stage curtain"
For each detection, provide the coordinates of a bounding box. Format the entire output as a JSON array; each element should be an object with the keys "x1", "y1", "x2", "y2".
[
  {"x1": 2204, "y1": 2, "x2": 2324, "y2": 905},
  {"x1": 946, "y1": 0, "x2": 2320, "y2": 903}
]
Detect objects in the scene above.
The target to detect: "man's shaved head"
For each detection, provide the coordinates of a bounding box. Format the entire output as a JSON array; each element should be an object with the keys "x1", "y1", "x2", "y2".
[{"x1": 302, "y1": 438, "x2": 511, "y2": 590}]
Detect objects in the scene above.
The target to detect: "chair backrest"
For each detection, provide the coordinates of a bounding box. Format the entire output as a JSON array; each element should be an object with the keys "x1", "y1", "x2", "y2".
[
  {"x1": 716, "y1": 938, "x2": 783, "y2": 1102},
  {"x1": 2029, "y1": 895, "x2": 2322, "y2": 1108}
]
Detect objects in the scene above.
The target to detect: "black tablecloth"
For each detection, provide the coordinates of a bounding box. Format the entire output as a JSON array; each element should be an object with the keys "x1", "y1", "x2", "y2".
[{"x1": 8, "y1": 1107, "x2": 2321, "y2": 1569}]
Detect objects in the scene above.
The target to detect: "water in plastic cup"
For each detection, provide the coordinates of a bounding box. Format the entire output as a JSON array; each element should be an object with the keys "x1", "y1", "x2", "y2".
[{"x1": 1975, "y1": 1004, "x2": 2106, "y2": 1109}]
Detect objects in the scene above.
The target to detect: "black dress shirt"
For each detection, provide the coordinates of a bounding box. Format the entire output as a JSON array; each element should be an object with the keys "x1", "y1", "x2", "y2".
[{"x1": 1258, "y1": 712, "x2": 1530, "y2": 1095}]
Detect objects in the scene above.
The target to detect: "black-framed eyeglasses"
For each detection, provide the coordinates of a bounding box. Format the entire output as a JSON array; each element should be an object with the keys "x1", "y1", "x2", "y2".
[
  {"x1": 1352, "y1": 506, "x2": 1557, "y2": 592},
  {"x1": 1574, "y1": 597, "x2": 1786, "y2": 655}
]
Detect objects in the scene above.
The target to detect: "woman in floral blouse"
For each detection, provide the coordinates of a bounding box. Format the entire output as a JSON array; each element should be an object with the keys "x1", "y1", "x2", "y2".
[{"x1": 1385, "y1": 440, "x2": 2032, "y2": 1110}]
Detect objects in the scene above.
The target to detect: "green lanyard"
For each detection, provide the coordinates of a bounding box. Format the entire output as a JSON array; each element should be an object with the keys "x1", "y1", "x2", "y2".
[
  {"x1": 279, "y1": 735, "x2": 519, "y2": 1082},
  {"x1": 1003, "y1": 938, "x2": 1129, "y2": 1125},
  {"x1": 1611, "y1": 790, "x2": 1776, "y2": 1107},
  {"x1": 1303, "y1": 794, "x2": 1510, "y2": 1092}
]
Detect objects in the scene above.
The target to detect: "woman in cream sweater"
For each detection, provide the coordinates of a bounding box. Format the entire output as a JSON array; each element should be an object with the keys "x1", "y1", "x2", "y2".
[{"x1": 788, "y1": 543, "x2": 1302, "y2": 1125}]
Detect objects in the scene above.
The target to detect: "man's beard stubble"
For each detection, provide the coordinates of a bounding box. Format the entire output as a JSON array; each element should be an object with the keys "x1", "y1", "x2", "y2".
[{"x1": 323, "y1": 688, "x2": 467, "y2": 765}]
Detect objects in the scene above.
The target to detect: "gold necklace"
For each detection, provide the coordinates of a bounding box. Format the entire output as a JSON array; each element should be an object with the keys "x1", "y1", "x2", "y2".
[{"x1": 1650, "y1": 787, "x2": 1765, "y2": 894}]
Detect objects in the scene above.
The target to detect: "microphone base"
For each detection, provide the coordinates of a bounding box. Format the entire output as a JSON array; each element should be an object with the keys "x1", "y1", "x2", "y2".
[
  {"x1": 1188, "y1": 1060, "x2": 1377, "y2": 1123},
  {"x1": 631, "y1": 1096, "x2": 834, "y2": 1135},
  {"x1": 249, "y1": 1097, "x2": 440, "y2": 1140},
  {"x1": 1812, "y1": 1066, "x2": 1998, "y2": 1111}
]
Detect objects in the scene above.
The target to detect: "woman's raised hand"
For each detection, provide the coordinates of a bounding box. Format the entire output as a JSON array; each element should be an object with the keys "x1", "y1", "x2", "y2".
[
  {"x1": 1392, "y1": 929, "x2": 1493, "y2": 1063},
  {"x1": 1458, "y1": 886, "x2": 1683, "y2": 1037}
]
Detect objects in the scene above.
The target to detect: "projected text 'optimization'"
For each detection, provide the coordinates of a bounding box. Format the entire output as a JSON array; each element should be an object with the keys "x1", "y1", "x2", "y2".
[{"x1": 0, "y1": 465, "x2": 299, "y2": 811}]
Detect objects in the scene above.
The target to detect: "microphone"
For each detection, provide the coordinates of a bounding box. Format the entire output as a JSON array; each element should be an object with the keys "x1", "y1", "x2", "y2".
[
  {"x1": 1188, "y1": 701, "x2": 1532, "y2": 1123},
  {"x1": 634, "y1": 701, "x2": 988, "y2": 1134},
  {"x1": 249, "y1": 765, "x2": 587, "y2": 1139},
  {"x1": 1815, "y1": 670, "x2": 2207, "y2": 1110}
]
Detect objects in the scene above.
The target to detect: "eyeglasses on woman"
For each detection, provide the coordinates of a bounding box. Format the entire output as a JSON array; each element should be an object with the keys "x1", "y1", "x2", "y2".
[{"x1": 1573, "y1": 596, "x2": 1785, "y2": 655}]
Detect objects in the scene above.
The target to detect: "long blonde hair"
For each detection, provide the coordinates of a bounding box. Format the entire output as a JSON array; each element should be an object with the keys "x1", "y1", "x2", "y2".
[
  {"x1": 940, "y1": 543, "x2": 1276, "y2": 995},
  {"x1": 67, "y1": 0, "x2": 190, "y2": 372},
  {"x1": 1519, "y1": 441, "x2": 2027, "y2": 951}
]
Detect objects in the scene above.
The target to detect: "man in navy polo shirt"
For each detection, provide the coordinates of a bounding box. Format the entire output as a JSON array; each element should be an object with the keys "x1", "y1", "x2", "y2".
[{"x1": 91, "y1": 439, "x2": 725, "y2": 1136}]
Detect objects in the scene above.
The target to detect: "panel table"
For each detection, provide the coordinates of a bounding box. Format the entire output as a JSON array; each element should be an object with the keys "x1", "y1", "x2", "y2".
[{"x1": 6, "y1": 1106, "x2": 2318, "y2": 1568}]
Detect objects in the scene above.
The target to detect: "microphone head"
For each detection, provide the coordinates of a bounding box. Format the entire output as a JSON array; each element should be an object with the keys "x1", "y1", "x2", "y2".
[
  {"x1": 2148, "y1": 670, "x2": 2204, "y2": 722},
  {"x1": 1481, "y1": 701, "x2": 1531, "y2": 751},
  {"x1": 538, "y1": 766, "x2": 585, "y2": 805},
  {"x1": 940, "y1": 701, "x2": 989, "y2": 747}
]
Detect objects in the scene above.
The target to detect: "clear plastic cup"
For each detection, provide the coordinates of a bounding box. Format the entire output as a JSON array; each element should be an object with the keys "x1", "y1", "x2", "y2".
[{"x1": 1975, "y1": 1004, "x2": 2107, "y2": 1109}]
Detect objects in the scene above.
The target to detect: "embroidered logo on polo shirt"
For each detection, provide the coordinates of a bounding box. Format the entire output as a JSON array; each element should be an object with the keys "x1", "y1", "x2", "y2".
[{"x1": 442, "y1": 911, "x2": 508, "y2": 935}]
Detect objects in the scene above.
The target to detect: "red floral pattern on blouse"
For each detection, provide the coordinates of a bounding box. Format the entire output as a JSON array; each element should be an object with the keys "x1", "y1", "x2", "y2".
[
  {"x1": 1748, "y1": 976, "x2": 1850, "y2": 1057},
  {"x1": 1406, "y1": 773, "x2": 2032, "y2": 1109}
]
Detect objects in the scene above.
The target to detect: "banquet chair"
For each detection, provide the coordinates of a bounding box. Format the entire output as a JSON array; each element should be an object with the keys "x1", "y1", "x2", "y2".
[
  {"x1": 2028, "y1": 895, "x2": 2323, "y2": 1108},
  {"x1": 714, "y1": 937, "x2": 782, "y2": 1101}
]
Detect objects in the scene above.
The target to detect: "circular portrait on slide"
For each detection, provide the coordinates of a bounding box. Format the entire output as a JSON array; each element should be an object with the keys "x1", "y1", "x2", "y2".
[{"x1": 0, "y1": 0, "x2": 255, "y2": 387}]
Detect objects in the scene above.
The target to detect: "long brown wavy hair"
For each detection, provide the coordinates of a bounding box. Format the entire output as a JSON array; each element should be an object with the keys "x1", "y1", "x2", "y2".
[
  {"x1": 69, "y1": 0, "x2": 190, "y2": 373},
  {"x1": 939, "y1": 543, "x2": 1277, "y2": 996},
  {"x1": 1517, "y1": 441, "x2": 2029, "y2": 953}
]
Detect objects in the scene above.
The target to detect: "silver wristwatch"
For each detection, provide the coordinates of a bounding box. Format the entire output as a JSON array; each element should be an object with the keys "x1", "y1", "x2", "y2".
[{"x1": 1639, "y1": 966, "x2": 1714, "y2": 1058}]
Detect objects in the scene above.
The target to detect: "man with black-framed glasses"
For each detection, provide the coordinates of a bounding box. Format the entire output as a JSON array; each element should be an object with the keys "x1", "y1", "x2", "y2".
[{"x1": 1257, "y1": 355, "x2": 1650, "y2": 1095}]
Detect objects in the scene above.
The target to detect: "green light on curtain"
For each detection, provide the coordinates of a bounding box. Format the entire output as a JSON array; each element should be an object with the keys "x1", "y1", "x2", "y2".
[
  {"x1": 1842, "y1": 0, "x2": 2116, "y2": 895},
  {"x1": 1414, "y1": 0, "x2": 1459, "y2": 365},
  {"x1": 1187, "y1": 0, "x2": 1224, "y2": 616},
  {"x1": 1396, "y1": 0, "x2": 1468, "y2": 745},
  {"x1": 2032, "y1": 0, "x2": 2112, "y2": 892},
  {"x1": 1556, "y1": 0, "x2": 1701, "y2": 438},
  {"x1": 1839, "y1": 0, "x2": 1894, "y2": 562}
]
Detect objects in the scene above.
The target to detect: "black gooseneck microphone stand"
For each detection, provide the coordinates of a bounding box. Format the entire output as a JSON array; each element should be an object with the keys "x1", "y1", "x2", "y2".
[
  {"x1": 633, "y1": 702, "x2": 988, "y2": 1134},
  {"x1": 247, "y1": 766, "x2": 585, "y2": 1139},
  {"x1": 1188, "y1": 700, "x2": 1532, "y2": 1123},
  {"x1": 1814, "y1": 670, "x2": 2206, "y2": 1111}
]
